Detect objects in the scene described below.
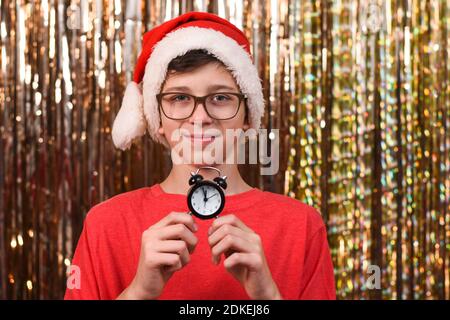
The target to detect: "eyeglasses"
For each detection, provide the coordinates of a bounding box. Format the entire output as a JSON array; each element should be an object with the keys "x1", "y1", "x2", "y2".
[{"x1": 156, "y1": 92, "x2": 248, "y2": 120}]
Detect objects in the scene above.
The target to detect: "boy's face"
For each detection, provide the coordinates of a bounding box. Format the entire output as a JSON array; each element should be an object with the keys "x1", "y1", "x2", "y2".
[{"x1": 158, "y1": 62, "x2": 249, "y2": 165}]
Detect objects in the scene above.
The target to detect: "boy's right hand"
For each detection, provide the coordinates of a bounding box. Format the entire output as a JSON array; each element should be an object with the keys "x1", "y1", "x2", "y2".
[{"x1": 117, "y1": 212, "x2": 198, "y2": 300}]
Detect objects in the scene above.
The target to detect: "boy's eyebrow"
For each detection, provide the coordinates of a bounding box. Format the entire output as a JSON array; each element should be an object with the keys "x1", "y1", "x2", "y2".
[{"x1": 163, "y1": 85, "x2": 238, "y2": 92}]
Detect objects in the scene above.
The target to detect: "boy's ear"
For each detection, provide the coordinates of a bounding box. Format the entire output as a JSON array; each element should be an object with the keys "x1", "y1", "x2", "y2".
[{"x1": 158, "y1": 113, "x2": 165, "y2": 135}]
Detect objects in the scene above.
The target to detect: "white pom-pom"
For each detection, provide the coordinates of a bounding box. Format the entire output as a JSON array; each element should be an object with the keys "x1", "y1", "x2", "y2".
[{"x1": 111, "y1": 81, "x2": 147, "y2": 150}]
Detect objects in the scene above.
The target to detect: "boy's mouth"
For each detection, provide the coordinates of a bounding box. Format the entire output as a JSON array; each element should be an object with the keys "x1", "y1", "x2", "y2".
[{"x1": 182, "y1": 133, "x2": 217, "y2": 144}]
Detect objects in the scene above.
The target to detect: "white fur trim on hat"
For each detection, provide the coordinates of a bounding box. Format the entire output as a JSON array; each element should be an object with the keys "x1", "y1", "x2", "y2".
[
  {"x1": 142, "y1": 26, "x2": 265, "y2": 145},
  {"x1": 111, "y1": 81, "x2": 147, "y2": 150}
]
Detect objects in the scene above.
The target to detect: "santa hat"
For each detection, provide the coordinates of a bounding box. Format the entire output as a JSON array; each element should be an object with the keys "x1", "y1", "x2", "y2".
[{"x1": 111, "y1": 11, "x2": 265, "y2": 150}]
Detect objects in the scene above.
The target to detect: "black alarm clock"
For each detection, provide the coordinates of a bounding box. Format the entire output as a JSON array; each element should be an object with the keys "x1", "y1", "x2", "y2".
[{"x1": 187, "y1": 167, "x2": 227, "y2": 220}]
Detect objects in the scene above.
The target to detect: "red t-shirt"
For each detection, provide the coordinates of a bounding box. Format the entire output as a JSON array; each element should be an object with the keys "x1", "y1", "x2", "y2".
[{"x1": 64, "y1": 184, "x2": 336, "y2": 300}]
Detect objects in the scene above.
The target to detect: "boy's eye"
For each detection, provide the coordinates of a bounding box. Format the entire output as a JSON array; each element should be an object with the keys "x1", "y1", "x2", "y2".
[
  {"x1": 171, "y1": 94, "x2": 191, "y2": 101},
  {"x1": 211, "y1": 94, "x2": 231, "y2": 101}
]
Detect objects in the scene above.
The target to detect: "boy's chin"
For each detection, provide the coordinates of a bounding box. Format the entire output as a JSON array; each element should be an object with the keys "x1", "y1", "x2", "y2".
[
  {"x1": 187, "y1": 152, "x2": 222, "y2": 166},
  {"x1": 177, "y1": 149, "x2": 224, "y2": 166}
]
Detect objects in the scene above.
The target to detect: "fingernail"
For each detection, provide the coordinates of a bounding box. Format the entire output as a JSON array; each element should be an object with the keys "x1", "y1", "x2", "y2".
[
  {"x1": 194, "y1": 223, "x2": 198, "y2": 232},
  {"x1": 208, "y1": 227, "x2": 211, "y2": 235}
]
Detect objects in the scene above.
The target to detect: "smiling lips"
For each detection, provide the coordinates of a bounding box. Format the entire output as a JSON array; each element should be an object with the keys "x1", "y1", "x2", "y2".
[{"x1": 182, "y1": 133, "x2": 217, "y2": 144}]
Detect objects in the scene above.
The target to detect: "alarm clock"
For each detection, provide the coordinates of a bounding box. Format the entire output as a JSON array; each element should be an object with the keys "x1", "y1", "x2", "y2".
[{"x1": 187, "y1": 166, "x2": 227, "y2": 220}]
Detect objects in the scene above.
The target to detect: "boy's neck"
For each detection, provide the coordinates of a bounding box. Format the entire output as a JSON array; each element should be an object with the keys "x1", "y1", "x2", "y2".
[{"x1": 160, "y1": 163, "x2": 253, "y2": 195}]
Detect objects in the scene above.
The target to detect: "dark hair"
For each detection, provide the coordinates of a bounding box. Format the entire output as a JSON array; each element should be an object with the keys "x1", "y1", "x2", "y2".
[{"x1": 166, "y1": 49, "x2": 225, "y2": 73}]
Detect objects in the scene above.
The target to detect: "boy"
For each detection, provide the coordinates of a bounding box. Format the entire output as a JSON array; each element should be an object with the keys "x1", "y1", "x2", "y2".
[{"x1": 64, "y1": 11, "x2": 335, "y2": 300}]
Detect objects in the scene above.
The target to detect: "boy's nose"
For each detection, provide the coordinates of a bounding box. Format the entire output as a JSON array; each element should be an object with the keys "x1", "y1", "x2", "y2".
[{"x1": 189, "y1": 101, "x2": 213, "y2": 124}]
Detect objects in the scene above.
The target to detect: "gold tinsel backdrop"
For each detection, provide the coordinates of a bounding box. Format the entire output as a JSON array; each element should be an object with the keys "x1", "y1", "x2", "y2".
[{"x1": 0, "y1": 0, "x2": 449, "y2": 300}]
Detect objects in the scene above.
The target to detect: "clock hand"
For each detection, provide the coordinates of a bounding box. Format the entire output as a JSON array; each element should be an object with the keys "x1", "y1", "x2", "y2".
[
  {"x1": 202, "y1": 187, "x2": 208, "y2": 202},
  {"x1": 206, "y1": 193, "x2": 218, "y2": 200}
]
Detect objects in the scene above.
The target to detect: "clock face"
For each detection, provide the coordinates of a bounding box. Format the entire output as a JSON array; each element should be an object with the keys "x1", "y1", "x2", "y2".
[{"x1": 188, "y1": 181, "x2": 225, "y2": 219}]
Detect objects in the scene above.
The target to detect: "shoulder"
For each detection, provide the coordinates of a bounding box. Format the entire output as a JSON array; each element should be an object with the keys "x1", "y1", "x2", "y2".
[
  {"x1": 84, "y1": 187, "x2": 151, "y2": 229},
  {"x1": 259, "y1": 190, "x2": 326, "y2": 235}
]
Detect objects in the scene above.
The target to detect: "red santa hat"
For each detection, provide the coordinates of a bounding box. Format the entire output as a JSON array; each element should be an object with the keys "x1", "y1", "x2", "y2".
[{"x1": 111, "y1": 11, "x2": 265, "y2": 150}]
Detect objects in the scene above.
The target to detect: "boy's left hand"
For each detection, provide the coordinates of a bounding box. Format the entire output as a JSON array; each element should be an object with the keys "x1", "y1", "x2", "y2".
[{"x1": 208, "y1": 214, "x2": 282, "y2": 300}]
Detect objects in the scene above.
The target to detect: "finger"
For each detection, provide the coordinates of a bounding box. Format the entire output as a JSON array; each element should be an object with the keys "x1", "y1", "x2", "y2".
[
  {"x1": 208, "y1": 224, "x2": 250, "y2": 248},
  {"x1": 152, "y1": 211, "x2": 198, "y2": 233},
  {"x1": 223, "y1": 252, "x2": 262, "y2": 272},
  {"x1": 155, "y1": 240, "x2": 190, "y2": 266},
  {"x1": 153, "y1": 252, "x2": 182, "y2": 272},
  {"x1": 208, "y1": 214, "x2": 252, "y2": 236},
  {"x1": 159, "y1": 224, "x2": 198, "y2": 253},
  {"x1": 211, "y1": 234, "x2": 256, "y2": 265}
]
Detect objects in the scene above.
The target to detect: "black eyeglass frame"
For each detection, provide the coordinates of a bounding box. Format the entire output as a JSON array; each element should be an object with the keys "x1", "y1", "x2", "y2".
[{"x1": 156, "y1": 92, "x2": 248, "y2": 120}]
